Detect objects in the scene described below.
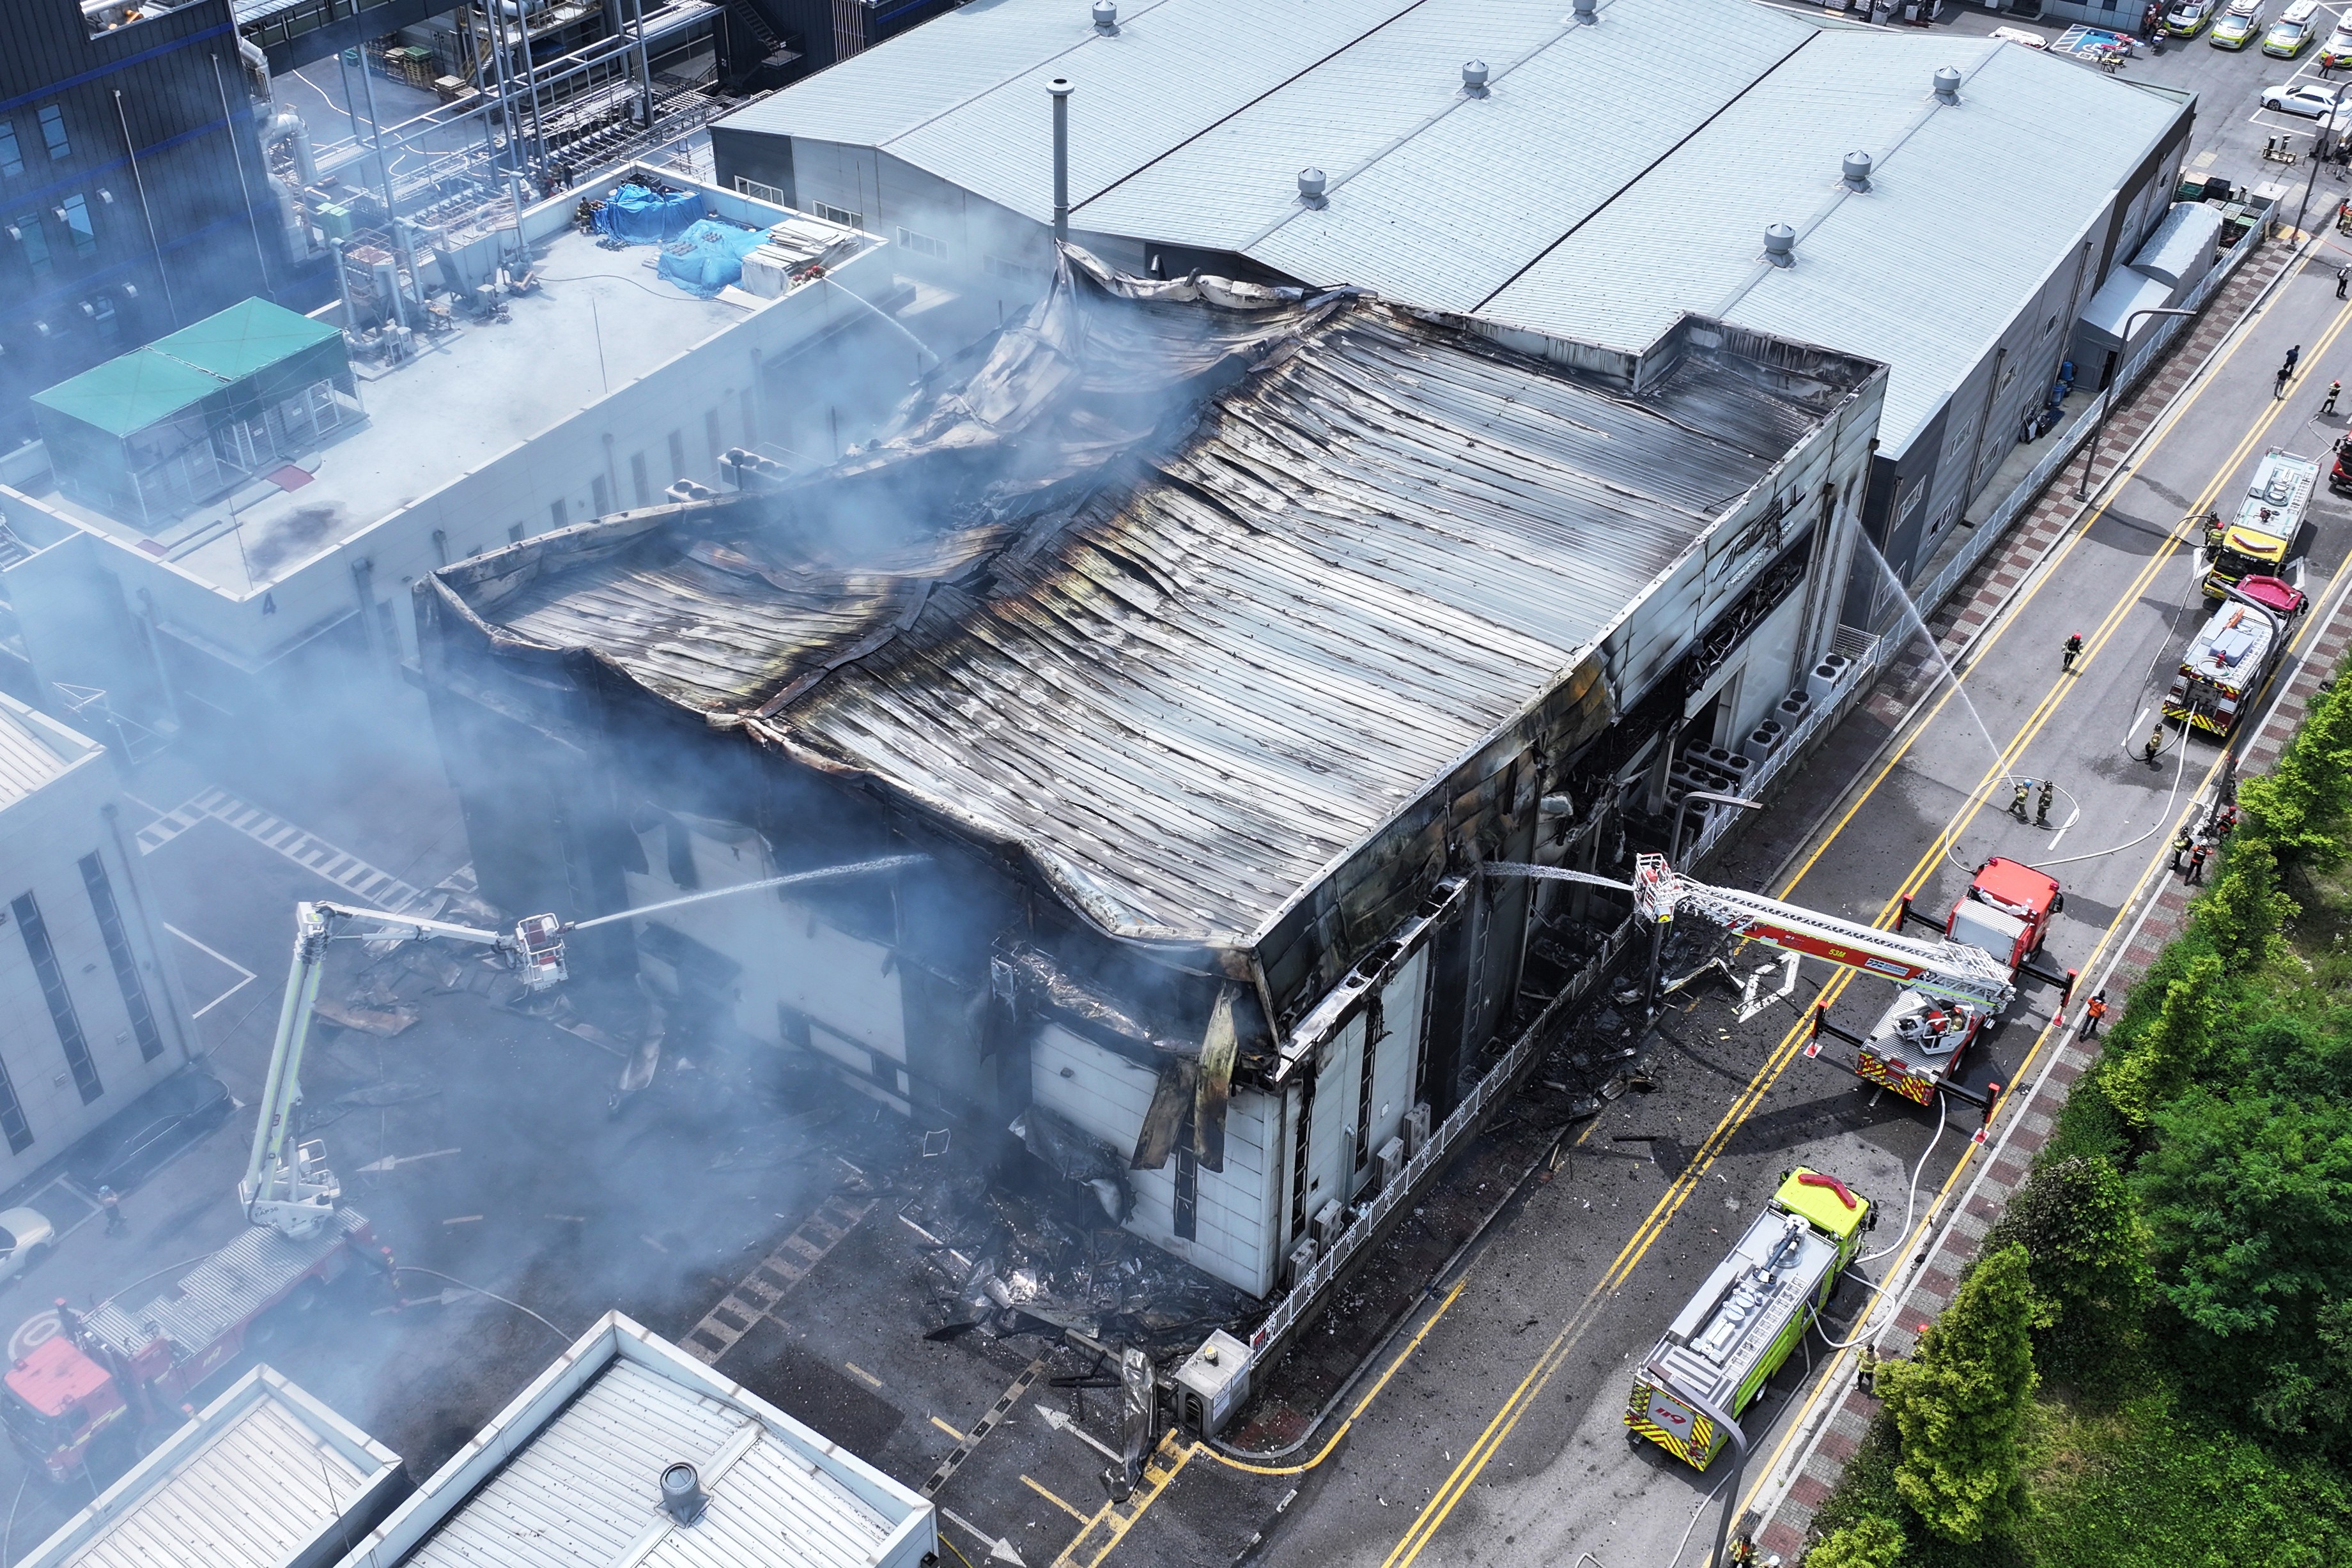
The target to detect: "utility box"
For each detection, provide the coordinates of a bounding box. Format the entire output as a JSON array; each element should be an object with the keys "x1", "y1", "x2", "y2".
[
  {"x1": 1375, "y1": 1135, "x2": 1407, "y2": 1192},
  {"x1": 1404, "y1": 1101, "x2": 1432, "y2": 1156},
  {"x1": 1173, "y1": 1329, "x2": 1253, "y2": 1438}
]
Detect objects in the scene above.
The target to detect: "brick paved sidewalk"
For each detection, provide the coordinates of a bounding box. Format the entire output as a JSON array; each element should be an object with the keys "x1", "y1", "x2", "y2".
[
  {"x1": 1749, "y1": 236, "x2": 2337, "y2": 1563},
  {"x1": 1861, "y1": 240, "x2": 2296, "y2": 732}
]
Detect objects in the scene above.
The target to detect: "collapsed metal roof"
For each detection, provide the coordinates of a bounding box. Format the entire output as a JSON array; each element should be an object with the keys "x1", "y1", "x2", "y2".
[{"x1": 429, "y1": 256, "x2": 1869, "y2": 958}]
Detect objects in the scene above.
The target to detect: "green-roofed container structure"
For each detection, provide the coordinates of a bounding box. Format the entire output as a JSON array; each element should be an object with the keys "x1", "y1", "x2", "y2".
[{"x1": 31, "y1": 299, "x2": 359, "y2": 531}]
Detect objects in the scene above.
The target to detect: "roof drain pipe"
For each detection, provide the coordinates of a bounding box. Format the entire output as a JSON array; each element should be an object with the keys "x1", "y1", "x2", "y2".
[{"x1": 1049, "y1": 77, "x2": 1072, "y2": 242}]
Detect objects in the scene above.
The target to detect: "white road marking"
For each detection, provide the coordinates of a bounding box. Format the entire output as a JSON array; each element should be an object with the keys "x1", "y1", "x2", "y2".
[{"x1": 165, "y1": 923, "x2": 258, "y2": 1018}]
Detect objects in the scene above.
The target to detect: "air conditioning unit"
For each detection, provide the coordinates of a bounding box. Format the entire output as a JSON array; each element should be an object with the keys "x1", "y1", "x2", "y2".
[
  {"x1": 1311, "y1": 1200, "x2": 1345, "y2": 1252},
  {"x1": 1286, "y1": 1237, "x2": 1319, "y2": 1289},
  {"x1": 1375, "y1": 1135, "x2": 1407, "y2": 1192},
  {"x1": 1404, "y1": 1102, "x2": 1432, "y2": 1155}
]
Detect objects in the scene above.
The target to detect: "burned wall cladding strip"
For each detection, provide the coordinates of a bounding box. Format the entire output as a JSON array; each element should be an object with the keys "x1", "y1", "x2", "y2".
[
  {"x1": 79, "y1": 852, "x2": 162, "y2": 1063},
  {"x1": 12, "y1": 893, "x2": 102, "y2": 1105},
  {"x1": 431, "y1": 257, "x2": 1871, "y2": 1014}
]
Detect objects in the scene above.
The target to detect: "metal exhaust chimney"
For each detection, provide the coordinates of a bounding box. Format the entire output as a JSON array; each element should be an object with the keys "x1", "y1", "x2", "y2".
[
  {"x1": 1093, "y1": 0, "x2": 1117, "y2": 33},
  {"x1": 1297, "y1": 167, "x2": 1328, "y2": 209},
  {"x1": 1763, "y1": 224, "x2": 1795, "y2": 267},
  {"x1": 659, "y1": 1463, "x2": 708, "y2": 1526},
  {"x1": 1572, "y1": 0, "x2": 1598, "y2": 23},
  {"x1": 1841, "y1": 150, "x2": 1872, "y2": 191},
  {"x1": 1462, "y1": 59, "x2": 1490, "y2": 96},
  {"x1": 1933, "y1": 66, "x2": 1961, "y2": 103},
  {"x1": 1049, "y1": 78, "x2": 1073, "y2": 241}
]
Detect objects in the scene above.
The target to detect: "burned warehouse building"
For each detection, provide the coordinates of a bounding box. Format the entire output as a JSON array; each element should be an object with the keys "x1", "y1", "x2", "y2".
[{"x1": 416, "y1": 253, "x2": 1883, "y2": 1309}]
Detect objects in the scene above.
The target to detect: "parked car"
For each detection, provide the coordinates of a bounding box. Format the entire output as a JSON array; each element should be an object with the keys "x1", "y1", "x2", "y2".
[
  {"x1": 0, "y1": 1210, "x2": 54, "y2": 1287},
  {"x1": 2264, "y1": 0, "x2": 2321, "y2": 53},
  {"x1": 2166, "y1": 0, "x2": 2217, "y2": 36},
  {"x1": 2261, "y1": 82, "x2": 2346, "y2": 117},
  {"x1": 2211, "y1": 5, "x2": 2264, "y2": 47},
  {"x1": 63, "y1": 1072, "x2": 231, "y2": 1196}
]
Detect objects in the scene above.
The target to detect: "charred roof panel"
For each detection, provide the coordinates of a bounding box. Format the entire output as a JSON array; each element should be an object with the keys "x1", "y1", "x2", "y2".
[{"x1": 433, "y1": 261, "x2": 1871, "y2": 955}]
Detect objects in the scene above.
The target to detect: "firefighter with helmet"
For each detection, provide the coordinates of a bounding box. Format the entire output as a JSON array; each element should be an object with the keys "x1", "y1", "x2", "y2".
[{"x1": 2062, "y1": 632, "x2": 2084, "y2": 672}]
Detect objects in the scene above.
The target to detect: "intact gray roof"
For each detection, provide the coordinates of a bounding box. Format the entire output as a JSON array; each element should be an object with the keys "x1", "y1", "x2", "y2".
[
  {"x1": 339, "y1": 1314, "x2": 931, "y2": 1568},
  {"x1": 721, "y1": 0, "x2": 2185, "y2": 460},
  {"x1": 20, "y1": 1367, "x2": 399, "y2": 1568},
  {"x1": 0, "y1": 691, "x2": 98, "y2": 811},
  {"x1": 436, "y1": 266, "x2": 1871, "y2": 946}
]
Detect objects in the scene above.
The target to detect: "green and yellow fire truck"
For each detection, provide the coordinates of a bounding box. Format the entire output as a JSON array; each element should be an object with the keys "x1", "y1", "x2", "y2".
[{"x1": 1625, "y1": 1168, "x2": 1873, "y2": 1468}]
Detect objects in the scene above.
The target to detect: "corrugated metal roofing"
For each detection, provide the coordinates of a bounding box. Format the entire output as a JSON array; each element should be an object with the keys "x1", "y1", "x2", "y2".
[
  {"x1": 48, "y1": 1395, "x2": 378, "y2": 1568},
  {"x1": 451, "y1": 276, "x2": 1858, "y2": 945},
  {"x1": 147, "y1": 299, "x2": 340, "y2": 385},
  {"x1": 403, "y1": 1359, "x2": 892, "y2": 1568},
  {"x1": 729, "y1": 0, "x2": 2181, "y2": 461},
  {"x1": 1710, "y1": 38, "x2": 2181, "y2": 454},
  {"x1": 0, "y1": 695, "x2": 88, "y2": 810}
]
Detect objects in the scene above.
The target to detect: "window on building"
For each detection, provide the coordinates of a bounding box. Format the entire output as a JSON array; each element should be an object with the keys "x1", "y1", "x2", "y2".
[
  {"x1": 984, "y1": 254, "x2": 1043, "y2": 287},
  {"x1": 704, "y1": 408, "x2": 722, "y2": 473},
  {"x1": 0, "y1": 1047, "x2": 28, "y2": 1153},
  {"x1": 548, "y1": 498, "x2": 567, "y2": 529},
  {"x1": 506, "y1": 522, "x2": 525, "y2": 544},
  {"x1": 1174, "y1": 1143, "x2": 1198, "y2": 1241},
  {"x1": 0, "y1": 123, "x2": 20, "y2": 178},
  {"x1": 87, "y1": 294, "x2": 118, "y2": 344},
  {"x1": 36, "y1": 106, "x2": 68, "y2": 162},
  {"x1": 12, "y1": 215, "x2": 50, "y2": 279},
  {"x1": 12, "y1": 893, "x2": 103, "y2": 1104},
  {"x1": 813, "y1": 201, "x2": 862, "y2": 229},
  {"x1": 58, "y1": 194, "x2": 93, "y2": 257},
  {"x1": 79, "y1": 854, "x2": 162, "y2": 1063},
  {"x1": 630, "y1": 450, "x2": 650, "y2": 507},
  {"x1": 733, "y1": 175, "x2": 785, "y2": 206},
  {"x1": 591, "y1": 474, "x2": 611, "y2": 515},
  {"x1": 667, "y1": 429, "x2": 686, "y2": 482},
  {"x1": 895, "y1": 226, "x2": 947, "y2": 260}
]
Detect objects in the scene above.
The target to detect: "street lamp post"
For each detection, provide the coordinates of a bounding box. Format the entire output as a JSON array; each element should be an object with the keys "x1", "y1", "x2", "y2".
[
  {"x1": 2077, "y1": 307, "x2": 2197, "y2": 499},
  {"x1": 2293, "y1": 83, "x2": 2349, "y2": 244},
  {"x1": 1646, "y1": 790, "x2": 1763, "y2": 1017}
]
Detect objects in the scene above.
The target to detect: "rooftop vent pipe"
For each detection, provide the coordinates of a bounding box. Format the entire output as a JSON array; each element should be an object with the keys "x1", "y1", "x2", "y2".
[
  {"x1": 1933, "y1": 66, "x2": 1961, "y2": 103},
  {"x1": 1092, "y1": 0, "x2": 1117, "y2": 33},
  {"x1": 1298, "y1": 167, "x2": 1328, "y2": 208},
  {"x1": 1763, "y1": 224, "x2": 1795, "y2": 268},
  {"x1": 1462, "y1": 59, "x2": 1489, "y2": 95},
  {"x1": 660, "y1": 1463, "x2": 708, "y2": 1526},
  {"x1": 1841, "y1": 150, "x2": 1871, "y2": 190},
  {"x1": 1048, "y1": 78, "x2": 1072, "y2": 241},
  {"x1": 1572, "y1": 0, "x2": 1597, "y2": 22}
]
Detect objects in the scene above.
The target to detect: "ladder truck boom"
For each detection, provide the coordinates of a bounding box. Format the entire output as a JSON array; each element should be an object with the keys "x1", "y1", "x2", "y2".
[{"x1": 1630, "y1": 854, "x2": 2016, "y2": 1010}]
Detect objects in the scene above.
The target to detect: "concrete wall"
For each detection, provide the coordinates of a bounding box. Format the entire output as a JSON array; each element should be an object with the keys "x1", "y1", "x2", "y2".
[{"x1": 0, "y1": 696, "x2": 192, "y2": 1188}]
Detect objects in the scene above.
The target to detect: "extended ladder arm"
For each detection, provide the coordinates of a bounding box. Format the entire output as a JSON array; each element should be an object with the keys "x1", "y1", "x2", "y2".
[{"x1": 1632, "y1": 854, "x2": 2015, "y2": 1010}]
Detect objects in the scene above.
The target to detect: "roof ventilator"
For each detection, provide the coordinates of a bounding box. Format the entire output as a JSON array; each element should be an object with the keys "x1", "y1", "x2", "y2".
[
  {"x1": 1763, "y1": 224, "x2": 1795, "y2": 268},
  {"x1": 660, "y1": 1462, "x2": 709, "y2": 1526},
  {"x1": 1572, "y1": 0, "x2": 1597, "y2": 21},
  {"x1": 1092, "y1": 0, "x2": 1117, "y2": 34},
  {"x1": 1933, "y1": 66, "x2": 1961, "y2": 104},
  {"x1": 1298, "y1": 167, "x2": 1329, "y2": 209},
  {"x1": 1841, "y1": 150, "x2": 1872, "y2": 191},
  {"x1": 1462, "y1": 59, "x2": 1489, "y2": 96}
]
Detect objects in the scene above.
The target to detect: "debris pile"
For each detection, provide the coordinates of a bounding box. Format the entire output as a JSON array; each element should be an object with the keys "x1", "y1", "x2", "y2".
[{"x1": 901, "y1": 1160, "x2": 1252, "y2": 1351}]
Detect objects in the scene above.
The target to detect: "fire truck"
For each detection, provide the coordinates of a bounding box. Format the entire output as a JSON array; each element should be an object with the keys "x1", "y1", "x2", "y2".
[
  {"x1": 1626, "y1": 1167, "x2": 1873, "y2": 1468},
  {"x1": 1634, "y1": 853, "x2": 2071, "y2": 1111},
  {"x1": 0, "y1": 902, "x2": 568, "y2": 1483},
  {"x1": 2205, "y1": 448, "x2": 2315, "y2": 599},
  {"x1": 2163, "y1": 575, "x2": 2307, "y2": 736}
]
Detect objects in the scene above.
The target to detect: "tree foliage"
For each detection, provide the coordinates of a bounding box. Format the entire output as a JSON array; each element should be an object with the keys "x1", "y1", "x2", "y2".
[
  {"x1": 1877, "y1": 1244, "x2": 2038, "y2": 1543},
  {"x1": 1807, "y1": 1513, "x2": 1908, "y2": 1568},
  {"x1": 2098, "y1": 951, "x2": 2229, "y2": 1129},
  {"x1": 1979, "y1": 1155, "x2": 2151, "y2": 1391},
  {"x1": 2237, "y1": 675, "x2": 2352, "y2": 868},
  {"x1": 2192, "y1": 833, "x2": 2298, "y2": 967}
]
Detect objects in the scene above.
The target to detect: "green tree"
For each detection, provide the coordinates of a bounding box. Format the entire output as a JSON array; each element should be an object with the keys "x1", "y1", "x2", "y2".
[
  {"x1": 1807, "y1": 1513, "x2": 1907, "y2": 1568},
  {"x1": 1981, "y1": 1155, "x2": 2152, "y2": 1390},
  {"x1": 2238, "y1": 675, "x2": 2352, "y2": 868},
  {"x1": 2100, "y1": 951, "x2": 2229, "y2": 1126},
  {"x1": 1876, "y1": 1243, "x2": 2038, "y2": 1543},
  {"x1": 2194, "y1": 834, "x2": 2298, "y2": 969},
  {"x1": 2137, "y1": 1069, "x2": 2352, "y2": 1455}
]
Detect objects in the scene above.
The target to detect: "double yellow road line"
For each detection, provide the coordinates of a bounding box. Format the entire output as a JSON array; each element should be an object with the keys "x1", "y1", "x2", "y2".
[{"x1": 1379, "y1": 270, "x2": 2352, "y2": 1568}]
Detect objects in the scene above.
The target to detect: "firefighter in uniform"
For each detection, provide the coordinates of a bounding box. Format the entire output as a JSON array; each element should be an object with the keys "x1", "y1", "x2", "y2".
[
  {"x1": 2082, "y1": 990, "x2": 2108, "y2": 1038},
  {"x1": 2144, "y1": 727, "x2": 2165, "y2": 767},
  {"x1": 2062, "y1": 631, "x2": 2084, "y2": 672},
  {"x1": 2036, "y1": 779, "x2": 2055, "y2": 827},
  {"x1": 2188, "y1": 839, "x2": 2211, "y2": 884},
  {"x1": 2172, "y1": 828, "x2": 2194, "y2": 870},
  {"x1": 2012, "y1": 779, "x2": 2032, "y2": 820},
  {"x1": 1857, "y1": 1342, "x2": 1879, "y2": 1395}
]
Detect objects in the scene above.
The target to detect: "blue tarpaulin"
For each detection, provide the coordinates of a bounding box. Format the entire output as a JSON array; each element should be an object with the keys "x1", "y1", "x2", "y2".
[
  {"x1": 594, "y1": 183, "x2": 701, "y2": 244},
  {"x1": 658, "y1": 219, "x2": 766, "y2": 298}
]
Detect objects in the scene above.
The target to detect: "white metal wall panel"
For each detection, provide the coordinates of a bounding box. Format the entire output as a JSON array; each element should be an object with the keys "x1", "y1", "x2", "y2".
[{"x1": 1030, "y1": 1023, "x2": 1274, "y2": 1295}]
